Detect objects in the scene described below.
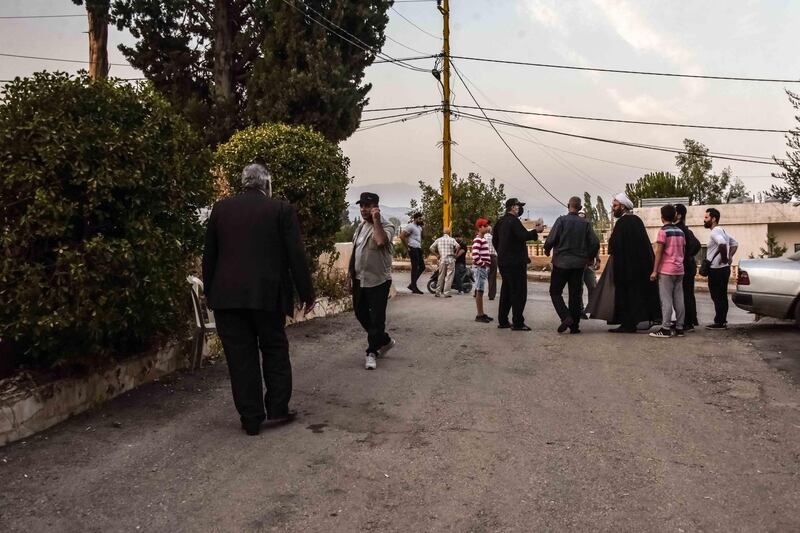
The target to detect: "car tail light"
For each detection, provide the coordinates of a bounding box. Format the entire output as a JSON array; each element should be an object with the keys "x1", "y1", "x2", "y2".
[{"x1": 737, "y1": 270, "x2": 750, "y2": 286}]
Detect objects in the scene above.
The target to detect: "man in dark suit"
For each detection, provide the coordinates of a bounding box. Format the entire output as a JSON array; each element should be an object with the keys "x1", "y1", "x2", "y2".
[
  {"x1": 493, "y1": 198, "x2": 543, "y2": 331},
  {"x1": 202, "y1": 163, "x2": 314, "y2": 436}
]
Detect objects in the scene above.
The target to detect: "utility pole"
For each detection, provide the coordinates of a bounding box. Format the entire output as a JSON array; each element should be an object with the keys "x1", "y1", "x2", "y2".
[{"x1": 438, "y1": 0, "x2": 452, "y2": 231}]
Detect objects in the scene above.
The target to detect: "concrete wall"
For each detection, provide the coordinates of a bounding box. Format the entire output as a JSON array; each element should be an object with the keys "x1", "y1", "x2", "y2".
[{"x1": 635, "y1": 203, "x2": 800, "y2": 260}]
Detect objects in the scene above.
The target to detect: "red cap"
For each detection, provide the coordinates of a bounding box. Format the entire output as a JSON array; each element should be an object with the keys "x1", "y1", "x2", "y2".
[{"x1": 475, "y1": 217, "x2": 489, "y2": 229}]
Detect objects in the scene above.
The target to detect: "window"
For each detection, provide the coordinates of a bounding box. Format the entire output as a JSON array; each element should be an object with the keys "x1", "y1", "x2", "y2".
[{"x1": 795, "y1": 243, "x2": 800, "y2": 253}]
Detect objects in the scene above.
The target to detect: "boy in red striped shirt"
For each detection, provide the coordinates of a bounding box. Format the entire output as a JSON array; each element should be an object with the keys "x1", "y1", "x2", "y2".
[{"x1": 472, "y1": 218, "x2": 494, "y2": 323}]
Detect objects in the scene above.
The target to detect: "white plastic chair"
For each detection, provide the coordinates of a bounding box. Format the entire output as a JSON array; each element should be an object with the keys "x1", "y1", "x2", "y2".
[{"x1": 187, "y1": 275, "x2": 216, "y2": 370}]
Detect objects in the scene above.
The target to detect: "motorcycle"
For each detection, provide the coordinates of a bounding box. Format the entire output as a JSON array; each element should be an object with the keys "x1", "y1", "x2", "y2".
[{"x1": 427, "y1": 262, "x2": 474, "y2": 294}]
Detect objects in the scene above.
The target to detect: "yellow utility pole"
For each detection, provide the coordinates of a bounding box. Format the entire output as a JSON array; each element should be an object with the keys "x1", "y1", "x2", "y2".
[{"x1": 439, "y1": 0, "x2": 452, "y2": 230}]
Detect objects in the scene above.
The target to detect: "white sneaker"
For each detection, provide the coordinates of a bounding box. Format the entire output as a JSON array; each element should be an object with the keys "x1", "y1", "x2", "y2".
[
  {"x1": 378, "y1": 338, "x2": 396, "y2": 357},
  {"x1": 365, "y1": 353, "x2": 377, "y2": 370}
]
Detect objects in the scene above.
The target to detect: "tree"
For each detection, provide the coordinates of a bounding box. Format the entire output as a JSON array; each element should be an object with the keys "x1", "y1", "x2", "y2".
[
  {"x1": 112, "y1": 0, "x2": 392, "y2": 145},
  {"x1": 771, "y1": 90, "x2": 800, "y2": 202},
  {"x1": 409, "y1": 173, "x2": 506, "y2": 250},
  {"x1": 725, "y1": 177, "x2": 750, "y2": 202},
  {"x1": 759, "y1": 233, "x2": 788, "y2": 258},
  {"x1": 625, "y1": 171, "x2": 689, "y2": 207},
  {"x1": 0, "y1": 73, "x2": 213, "y2": 365},
  {"x1": 582, "y1": 191, "x2": 596, "y2": 226},
  {"x1": 675, "y1": 139, "x2": 730, "y2": 204},
  {"x1": 595, "y1": 195, "x2": 611, "y2": 236},
  {"x1": 73, "y1": 0, "x2": 111, "y2": 80}
]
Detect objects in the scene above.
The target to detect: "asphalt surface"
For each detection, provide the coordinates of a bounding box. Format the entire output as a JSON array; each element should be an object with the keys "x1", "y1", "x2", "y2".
[{"x1": 1, "y1": 273, "x2": 799, "y2": 532}]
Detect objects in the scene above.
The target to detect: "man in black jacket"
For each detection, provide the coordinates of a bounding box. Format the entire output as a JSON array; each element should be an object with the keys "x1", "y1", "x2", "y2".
[
  {"x1": 675, "y1": 204, "x2": 701, "y2": 331},
  {"x1": 203, "y1": 163, "x2": 314, "y2": 436},
  {"x1": 493, "y1": 198, "x2": 543, "y2": 331}
]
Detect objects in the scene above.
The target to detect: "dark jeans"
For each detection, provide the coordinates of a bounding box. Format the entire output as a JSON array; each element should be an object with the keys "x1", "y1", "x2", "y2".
[
  {"x1": 353, "y1": 279, "x2": 392, "y2": 354},
  {"x1": 550, "y1": 266, "x2": 584, "y2": 329},
  {"x1": 488, "y1": 255, "x2": 498, "y2": 300},
  {"x1": 683, "y1": 262, "x2": 698, "y2": 326},
  {"x1": 498, "y1": 263, "x2": 528, "y2": 327},
  {"x1": 214, "y1": 309, "x2": 291, "y2": 424},
  {"x1": 708, "y1": 266, "x2": 731, "y2": 325},
  {"x1": 408, "y1": 247, "x2": 424, "y2": 289}
]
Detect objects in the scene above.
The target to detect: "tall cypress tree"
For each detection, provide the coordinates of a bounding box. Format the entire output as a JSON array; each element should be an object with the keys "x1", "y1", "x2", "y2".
[{"x1": 771, "y1": 90, "x2": 800, "y2": 202}]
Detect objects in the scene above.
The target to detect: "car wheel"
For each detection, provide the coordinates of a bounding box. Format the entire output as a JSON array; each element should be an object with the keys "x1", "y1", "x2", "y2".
[{"x1": 427, "y1": 277, "x2": 437, "y2": 294}]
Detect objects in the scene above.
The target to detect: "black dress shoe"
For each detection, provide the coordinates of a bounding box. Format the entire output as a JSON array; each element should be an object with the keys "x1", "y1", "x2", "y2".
[
  {"x1": 569, "y1": 328, "x2": 581, "y2": 334},
  {"x1": 557, "y1": 317, "x2": 574, "y2": 333},
  {"x1": 608, "y1": 326, "x2": 637, "y2": 333},
  {"x1": 264, "y1": 412, "x2": 297, "y2": 429},
  {"x1": 241, "y1": 421, "x2": 261, "y2": 436},
  {"x1": 497, "y1": 323, "x2": 511, "y2": 329},
  {"x1": 511, "y1": 324, "x2": 532, "y2": 331}
]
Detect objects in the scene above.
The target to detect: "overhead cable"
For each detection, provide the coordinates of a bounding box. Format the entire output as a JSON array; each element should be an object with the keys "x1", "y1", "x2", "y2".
[
  {"x1": 450, "y1": 60, "x2": 565, "y2": 206},
  {"x1": 385, "y1": 54, "x2": 800, "y2": 83},
  {"x1": 455, "y1": 111, "x2": 783, "y2": 166},
  {"x1": 390, "y1": 6, "x2": 441, "y2": 40}
]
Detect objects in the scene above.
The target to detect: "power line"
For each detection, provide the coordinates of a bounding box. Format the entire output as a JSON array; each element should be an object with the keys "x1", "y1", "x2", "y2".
[
  {"x1": 354, "y1": 109, "x2": 438, "y2": 132},
  {"x1": 393, "y1": 54, "x2": 800, "y2": 84},
  {"x1": 455, "y1": 110, "x2": 784, "y2": 166},
  {"x1": 0, "y1": 52, "x2": 134, "y2": 67},
  {"x1": 450, "y1": 60, "x2": 565, "y2": 207},
  {"x1": 279, "y1": 0, "x2": 429, "y2": 73},
  {"x1": 0, "y1": 14, "x2": 84, "y2": 19},
  {"x1": 383, "y1": 35, "x2": 433, "y2": 57},
  {"x1": 390, "y1": 6, "x2": 441, "y2": 40},
  {"x1": 373, "y1": 54, "x2": 436, "y2": 64},
  {"x1": 359, "y1": 108, "x2": 440, "y2": 122},
  {"x1": 451, "y1": 104, "x2": 791, "y2": 134}
]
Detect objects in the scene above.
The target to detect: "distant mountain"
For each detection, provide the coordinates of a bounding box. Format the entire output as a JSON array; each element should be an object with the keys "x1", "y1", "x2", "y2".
[{"x1": 346, "y1": 204, "x2": 412, "y2": 224}]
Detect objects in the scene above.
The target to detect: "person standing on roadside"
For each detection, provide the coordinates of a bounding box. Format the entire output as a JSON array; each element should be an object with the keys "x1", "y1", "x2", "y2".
[
  {"x1": 485, "y1": 222, "x2": 499, "y2": 301},
  {"x1": 605, "y1": 193, "x2": 661, "y2": 333},
  {"x1": 349, "y1": 192, "x2": 397, "y2": 370},
  {"x1": 493, "y1": 198, "x2": 543, "y2": 331},
  {"x1": 203, "y1": 163, "x2": 315, "y2": 436},
  {"x1": 472, "y1": 218, "x2": 494, "y2": 323},
  {"x1": 577, "y1": 210, "x2": 600, "y2": 318},
  {"x1": 703, "y1": 208, "x2": 738, "y2": 330},
  {"x1": 430, "y1": 227, "x2": 460, "y2": 298},
  {"x1": 545, "y1": 197, "x2": 600, "y2": 334},
  {"x1": 675, "y1": 204, "x2": 701, "y2": 331},
  {"x1": 400, "y1": 212, "x2": 425, "y2": 294},
  {"x1": 649, "y1": 205, "x2": 686, "y2": 338}
]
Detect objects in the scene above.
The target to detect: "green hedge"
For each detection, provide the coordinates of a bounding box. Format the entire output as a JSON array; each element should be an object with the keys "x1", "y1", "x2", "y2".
[
  {"x1": 0, "y1": 73, "x2": 213, "y2": 366},
  {"x1": 215, "y1": 123, "x2": 351, "y2": 264}
]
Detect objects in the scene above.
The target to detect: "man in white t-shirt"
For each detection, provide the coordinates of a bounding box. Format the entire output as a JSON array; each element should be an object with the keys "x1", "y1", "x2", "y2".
[{"x1": 703, "y1": 207, "x2": 738, "y2": 330}]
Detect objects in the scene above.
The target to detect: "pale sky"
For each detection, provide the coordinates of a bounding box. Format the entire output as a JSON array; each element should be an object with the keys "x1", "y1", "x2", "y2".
[{"x1": 2, "y1": 0, "x2": 799, "y2": 219}]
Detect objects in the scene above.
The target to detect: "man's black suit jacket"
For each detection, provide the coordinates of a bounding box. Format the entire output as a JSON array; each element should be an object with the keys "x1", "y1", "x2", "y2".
[
  {"x1": 493, "y1": 212, "x2": 539, "y2": 268},
  {"x1": 202, "y1": 190, "x2": 313, "y2": 316}
]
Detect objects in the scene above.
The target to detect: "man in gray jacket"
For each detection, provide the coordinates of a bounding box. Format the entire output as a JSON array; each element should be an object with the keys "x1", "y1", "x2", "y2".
[
  {"x1": 349, "y1": 192, "x2": 397, "y2": 370},
  {"x1": 544, "y1": 196, "x2": 600, "y2": 334}
]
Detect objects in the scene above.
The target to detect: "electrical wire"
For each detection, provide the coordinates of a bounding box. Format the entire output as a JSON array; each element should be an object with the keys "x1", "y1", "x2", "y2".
[
  {"x1": 279, "y1": 0, "x2": 429, "y2": 73},
  {"x1": 449, "y1": 60, "x2": 565, "y2": 206},
  {"x1": 447, "y1": 55, "x2": 800, "y2": 84},
  {"x1": 0, "y1": 52, "x2": 134, "y2": 67},
  {"x1": 0, "y1": 14, "x2": 84, "y2": 19},
  {"x1": 451, "y1": 104, "x2": 790, "y2": 134},
  {"x1": 359, "y1": 108, "x2": 440, "y2": 122},
  {"x1": 390, "y1": 6, "x2": 441, "y2": 40},
  {"x1": 455, "y1": 110, "x2": 784, "y2": 166},
  {"x1": 383, "y1": 35, "x2": 434, "y2": 57},
  {"x1": 354, "y1": 109, "x2": 438, "y2": 133}
]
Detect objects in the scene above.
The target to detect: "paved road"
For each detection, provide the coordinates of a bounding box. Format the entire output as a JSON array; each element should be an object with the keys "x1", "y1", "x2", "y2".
[{"x1": 2, "y1": 274, "x2": 799, "y2": 532}]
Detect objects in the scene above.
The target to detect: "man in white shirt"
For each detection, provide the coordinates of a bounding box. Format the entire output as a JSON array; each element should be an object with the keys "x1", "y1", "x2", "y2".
[
  {"x1": 703, "y1": 208, "x2": 738, "y2": 330},
  {"x1": 430, "y1": 227, "x2": 460, "y2": 297},
  {"x1": 485, "y1": 223, "x2": 498, "y2": 300},
  {"x1": 400, "y1": 213, "x2": 425, "y2": 294}
]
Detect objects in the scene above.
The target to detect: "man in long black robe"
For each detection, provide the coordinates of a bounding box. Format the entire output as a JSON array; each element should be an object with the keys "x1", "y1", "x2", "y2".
[{"x1": 607, "y1": 194, "x2": 661, "y2": 332}]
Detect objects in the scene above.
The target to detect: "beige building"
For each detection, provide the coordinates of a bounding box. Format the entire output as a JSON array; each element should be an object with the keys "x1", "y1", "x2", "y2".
[{"x1": 634, "y1": 202, "x2": 800, "y2": 261}]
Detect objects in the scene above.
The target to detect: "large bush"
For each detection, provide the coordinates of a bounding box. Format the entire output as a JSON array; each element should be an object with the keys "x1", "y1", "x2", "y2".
[
  {"x1": 215, "y1": 123, "x2": 351, "y2": 262},
  {"x1": 0, "y1": 73, "x2": 213, "y2": 366}
]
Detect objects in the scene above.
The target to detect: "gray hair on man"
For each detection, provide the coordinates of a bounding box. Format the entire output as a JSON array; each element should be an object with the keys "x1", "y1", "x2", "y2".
[{"x1": 241, "y1": 163, "x2": 272, "y2": 196}]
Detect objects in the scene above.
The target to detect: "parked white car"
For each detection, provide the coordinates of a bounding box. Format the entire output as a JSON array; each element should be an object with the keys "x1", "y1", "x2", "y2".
[{"x1": 733, "y1": 251, "x2": 800, "y2": 326}]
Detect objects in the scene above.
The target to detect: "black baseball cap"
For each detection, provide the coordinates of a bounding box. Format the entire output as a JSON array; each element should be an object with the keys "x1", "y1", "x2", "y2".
[
  {"x1": 356, "y1": 192, "x2": 380, "y2": 206},
  {"x1": 505, "y1": 197, "x2": 526, "y2": 209}
]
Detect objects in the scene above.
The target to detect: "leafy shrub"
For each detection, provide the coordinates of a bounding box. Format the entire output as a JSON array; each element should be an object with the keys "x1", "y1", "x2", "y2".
[
  {"x1": 215, "y1": 123, "x2": 351, "y2": 263},
  {"x1": 313, "y1": 252, "x2": 352, "y2": 301},
  {"x1": 0, "y1": 73, "x2": 213, "y2": 366}
]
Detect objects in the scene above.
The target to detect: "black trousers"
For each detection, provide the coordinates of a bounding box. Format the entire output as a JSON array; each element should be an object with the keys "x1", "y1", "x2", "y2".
[
  {"x1": 353, "y1": 279, "x2": 392, "y2": 354},
  {"x1": 550, "y1": 266, "x2": 584, "y2": 329},
  {"x1": 498, "y1": 263, "x2": 528, "y2": 327},
  {"x1": 683, "y1": 262, "x2": 698, "y2": 326},
  {"x1": 488, "y1": 255, "x2": 498, "y2": 300},
  {"x1": 408, "y1": 247, "x2": 424, "y2": 289},
  {"x1": 708, "y1": 266, "x2": 731, "y2": 325},
  {"x1": 214, "y1": 309, "x2": 291, "y2": 424}
]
